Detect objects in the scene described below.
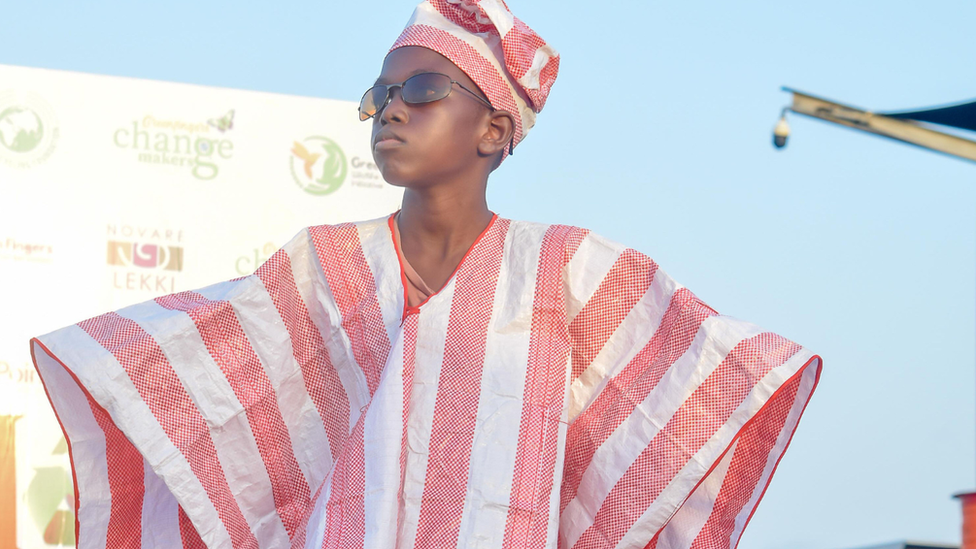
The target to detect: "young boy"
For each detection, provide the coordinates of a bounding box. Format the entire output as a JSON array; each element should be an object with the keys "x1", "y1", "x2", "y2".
[{"x1": 30, "y1": 1, "x2": 821, "y2": 548}]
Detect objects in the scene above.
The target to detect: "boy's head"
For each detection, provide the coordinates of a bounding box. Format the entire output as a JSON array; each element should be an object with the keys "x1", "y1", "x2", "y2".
[{"x1": 363, "y1": 0, "x2": 558, "y2": 187}]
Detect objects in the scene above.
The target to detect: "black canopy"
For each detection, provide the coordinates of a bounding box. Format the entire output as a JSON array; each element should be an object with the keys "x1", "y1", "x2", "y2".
[{"x1": 882, "y1": 99, "x2": 976, "y2": 132}]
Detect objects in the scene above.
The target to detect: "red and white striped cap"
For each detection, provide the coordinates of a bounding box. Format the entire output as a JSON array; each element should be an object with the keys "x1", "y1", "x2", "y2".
[{"x1": 390, "y1": 0, "x2": 559, "y2": 157}]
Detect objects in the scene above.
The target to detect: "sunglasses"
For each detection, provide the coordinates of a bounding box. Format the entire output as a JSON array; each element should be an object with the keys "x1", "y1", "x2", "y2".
[{"x1": 358, "y1": 72, "x2": 495, "y2": 122}]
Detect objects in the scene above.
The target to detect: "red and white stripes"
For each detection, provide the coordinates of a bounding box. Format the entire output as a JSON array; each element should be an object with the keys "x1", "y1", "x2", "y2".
[{"x1": 31, "y1": 215, "x2": 821, "y2": 549}]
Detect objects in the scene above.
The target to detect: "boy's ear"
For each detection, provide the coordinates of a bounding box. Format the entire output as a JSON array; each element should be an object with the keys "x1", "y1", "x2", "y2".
[{"x1": 478, "y1": 110, "x2": 516, "y2": 158}]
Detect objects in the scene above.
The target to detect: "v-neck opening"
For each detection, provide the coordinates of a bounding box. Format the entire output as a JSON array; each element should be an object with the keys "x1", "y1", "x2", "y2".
[{"x1": 388, "y1": 211, "x2": 499, "y2": 322}]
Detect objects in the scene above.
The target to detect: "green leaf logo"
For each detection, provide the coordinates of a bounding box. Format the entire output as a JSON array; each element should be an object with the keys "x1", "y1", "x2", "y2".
[
  {"x1": 27, "y1": 465, "x2": 74, "y2": 545},
  {"x1": 290, "y1": 136, "x2": 348, "y2": 196}
]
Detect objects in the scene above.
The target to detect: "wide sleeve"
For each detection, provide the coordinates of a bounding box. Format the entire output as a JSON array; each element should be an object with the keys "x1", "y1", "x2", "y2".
[
  {"x1": 558, "y1": 233, "x2": 821, "y2": 549},
  {"x1": 29, "y1": 227, "x2": 345, "y2": 549}
]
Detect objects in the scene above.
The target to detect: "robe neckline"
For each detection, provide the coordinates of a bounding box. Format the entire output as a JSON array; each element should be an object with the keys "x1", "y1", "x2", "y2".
[{"x1": 387, "y1": 211, "x2": 499, "y2": 321}]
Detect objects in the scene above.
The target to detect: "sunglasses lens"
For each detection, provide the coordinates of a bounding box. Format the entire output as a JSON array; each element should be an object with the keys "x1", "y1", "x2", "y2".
[
  {"x1": 359, "y1": 74, "x2": 455, "y2": 120},
  {"x1": 359, "y1": 85, "x2": 388, "y2": 121},
  {"x1": 401, "y1": 73, "x2": 453, "y2": 104}
]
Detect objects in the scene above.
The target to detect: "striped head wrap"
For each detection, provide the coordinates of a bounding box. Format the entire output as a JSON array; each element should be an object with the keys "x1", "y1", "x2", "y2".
[{"x1": 390, "y1": 0, "x2": 559, "y2": 158}]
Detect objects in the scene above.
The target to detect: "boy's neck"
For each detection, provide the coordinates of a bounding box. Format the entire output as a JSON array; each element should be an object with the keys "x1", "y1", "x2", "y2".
[{"x1": 397, "y1": 184, "x2": 493, "y2": 261}]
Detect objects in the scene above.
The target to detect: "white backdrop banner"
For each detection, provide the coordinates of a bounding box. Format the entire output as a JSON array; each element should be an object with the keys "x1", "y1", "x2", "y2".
[{"x1": 0, "y1": 63, "x2": 402, "y2": 547}]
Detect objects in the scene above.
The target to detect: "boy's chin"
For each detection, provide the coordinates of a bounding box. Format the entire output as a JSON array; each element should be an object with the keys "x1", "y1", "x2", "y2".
[
  {"x1": 377, "y1": 165, "x2": 431, "y2": 189},
  {"x1": 377, "y1": 170, "x2": 412, "y2": 188}
]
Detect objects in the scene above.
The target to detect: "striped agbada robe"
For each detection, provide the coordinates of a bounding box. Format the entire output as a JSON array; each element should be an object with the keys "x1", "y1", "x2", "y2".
[{"x1": 31, "y1": 214, "x2": 822, "y2": 549}]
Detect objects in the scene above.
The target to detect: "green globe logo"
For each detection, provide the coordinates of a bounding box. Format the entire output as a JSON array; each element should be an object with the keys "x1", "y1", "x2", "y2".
[
  {"x1": 290, "y1": 136, "x2": 348, "y2": 196},
  {"x1": 0, "y1": 92, "x2": 59, "y2": 168},
  {"x1": 0, "y1": 106, "x2": 44, "y2": 153}
]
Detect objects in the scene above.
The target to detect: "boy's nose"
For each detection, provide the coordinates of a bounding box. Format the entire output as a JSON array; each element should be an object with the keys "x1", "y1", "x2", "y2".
[{"x1": 379, "y1": 87, "x2": 408, "y2": 124}]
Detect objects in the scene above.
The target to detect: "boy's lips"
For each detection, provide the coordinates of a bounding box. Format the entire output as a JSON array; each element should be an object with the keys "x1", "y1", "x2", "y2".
[{"x1": 373, "y1": 131, "x2": 405, "y2": 150}]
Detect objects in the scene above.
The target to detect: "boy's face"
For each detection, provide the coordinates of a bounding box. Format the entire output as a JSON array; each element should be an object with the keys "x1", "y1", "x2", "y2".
[{"x1": 370, "y1": 46, "x2": 495, "y2": 187}]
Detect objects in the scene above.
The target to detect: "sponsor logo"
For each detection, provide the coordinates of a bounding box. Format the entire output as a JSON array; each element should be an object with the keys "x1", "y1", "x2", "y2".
[
  {"x1": 106, "y1": 224, "x2": 184, "y2": 292},
  {"x1": 0, "y1": 91, "x2": 59, "y2": 168},
  {"x1": 291, "y1": 136, "x2": 348, "y2": 195},
  {"x1": 208, "y1": 109, "x2": 234, "y2": 132},
  {"x1": 113, "y1": 111, "x2": 234, "y2": 180},
  {"x1": 0, "y1": 237, "x2": 53, "y2": 263},
  {"x1": 235, "y1": 241, "x2": 276, "y2": 275},
  {"x1": 107, "y1": 241, "x2": 183, "y2": 271},
  {"x1": 1, "y1": 417, "x2": 73, "y2": 547},
  {"x1": 26, "y1": 437, "x2": 74, "y2": 545},
  {"x1": 0, "y1": 359, "x2": 37, "y2": 385},
  {"x1": 289, "y1": 136, "x2": 385, "y2": 195},
  {"x1": 349, "y1": 155, "x2": 384, "y2": 189}
]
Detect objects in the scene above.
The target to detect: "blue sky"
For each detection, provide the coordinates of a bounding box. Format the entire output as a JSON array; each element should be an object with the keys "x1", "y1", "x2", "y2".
[{"x1": 4, "y1": 1, "x2": 975, "y2": 547}]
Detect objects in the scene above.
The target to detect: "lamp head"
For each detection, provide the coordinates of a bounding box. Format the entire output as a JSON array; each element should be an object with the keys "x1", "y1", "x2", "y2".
[{"x1": 772, "y1": 114, "x2": 790, "y2": 149}]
